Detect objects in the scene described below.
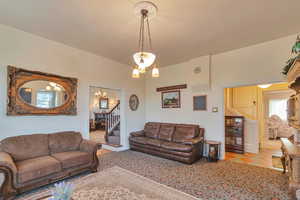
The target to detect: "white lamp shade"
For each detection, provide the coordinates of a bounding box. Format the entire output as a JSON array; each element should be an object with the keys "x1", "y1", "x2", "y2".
[
  {"x1": 258, "y1": 84, "x2": 272, "y2": 89},
  {"x1": 152, "y1": 67, "x2": 159, "y2": 77},
  {"x1": 132, "y1": 68, "x2": 140, "y2": 78},
  {"x1": 133, "y1": 52, "x2": 156, "y2": 68}
]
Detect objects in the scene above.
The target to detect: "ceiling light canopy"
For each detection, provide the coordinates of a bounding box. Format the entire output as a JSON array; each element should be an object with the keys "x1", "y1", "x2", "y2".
[
  {"x1": 132, "y1": 1, "x2": 159, "y2": 78},
  {"x1": 258, "y1": 84, "x2": 272, "y2": 89}
]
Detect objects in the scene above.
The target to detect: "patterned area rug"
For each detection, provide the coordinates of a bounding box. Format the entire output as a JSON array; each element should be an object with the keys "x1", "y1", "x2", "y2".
[
  {"x1": 98, "y1": 150, "x2": 290, "y2": 200},
  {"x1": 16, "y1": 150, "x2": 290, "y2": 200},
  {"x1": 19, "y1": 166, "x2": 198, "y2": 200}
]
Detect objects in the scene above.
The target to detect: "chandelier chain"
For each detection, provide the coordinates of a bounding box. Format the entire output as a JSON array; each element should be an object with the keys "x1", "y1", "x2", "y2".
[
  {"x1": 132, "y1": 2, "x2": 159, "y2": 78},
  {"x1": 141, "y1": 13, "x2": 145, "y2": 53},
  {"x1": 138, "y1": 13, "x2": 143, "y2": 53},
  {"x1": 146, "y1": 17, "x2": 153, "y2": 51}
]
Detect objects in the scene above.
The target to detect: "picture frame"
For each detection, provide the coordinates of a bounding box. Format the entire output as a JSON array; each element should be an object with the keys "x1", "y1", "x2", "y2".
[
  {"x1": 99, "y1": 98, "x2": 109, "y2": 109},
  {"x1": 129, "y1": 94, "x2": 139, "y2": 111},
  {"x1": 7, "y1": 66, "x2": 77, "y2": 116},
  {"x1": 161, "y1": 90, "x2": 181, "y2": 108},
  {"x1": 193, "y1": 95, "x2": 207, "y2": 111}
]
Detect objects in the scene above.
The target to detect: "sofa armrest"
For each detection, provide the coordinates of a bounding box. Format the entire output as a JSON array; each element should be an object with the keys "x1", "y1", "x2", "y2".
[
  {"x1": 0, "y1": 152, "x2": 18, "y2": 199},
  {"x1": 182, "y1": 136, "x2": 204, "y2": 145},
  {"x1": 80, "y1": 139, "x2": 99, "y2": 153},
  {"x1": 0, "y1": 152, "x2": 17, "y2": 174},
  {"x1": 130, "y1": 130, "x2": 145, "y2": 137}
]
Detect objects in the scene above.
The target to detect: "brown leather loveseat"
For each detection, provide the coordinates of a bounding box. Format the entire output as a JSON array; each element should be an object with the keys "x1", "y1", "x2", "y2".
[
  {"x1": 129, "y1": 122, "x2": 204, "y2": 164},
  {"x1": 0, "y1": 131, "x2": 99, "y2": 199}
]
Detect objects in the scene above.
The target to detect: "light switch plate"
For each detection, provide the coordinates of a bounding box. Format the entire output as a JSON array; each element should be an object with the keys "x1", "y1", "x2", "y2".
[{"x1": 212, "y1": 107, "x2": 218, "y2": 112}]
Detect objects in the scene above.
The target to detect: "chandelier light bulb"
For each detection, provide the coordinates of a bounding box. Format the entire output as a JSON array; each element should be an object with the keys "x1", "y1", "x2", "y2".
[
  {"x1": 132, "y1": 68, "x2": 140, "y2": 78},
  {"x1": 138, "y1": 65, "x2": 146, "y2": 74},
  {"x1": 152, "y1": 67, "x2": 159, "y2": 78}
]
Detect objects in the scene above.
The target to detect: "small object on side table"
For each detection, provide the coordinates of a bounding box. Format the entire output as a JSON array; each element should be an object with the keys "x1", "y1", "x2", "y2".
[{"x1": 205, "y1": 140, "x2": 221, "y2": 162}]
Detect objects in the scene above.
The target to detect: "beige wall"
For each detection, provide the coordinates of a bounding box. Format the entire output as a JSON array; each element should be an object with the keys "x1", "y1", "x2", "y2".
[
  {"x1": 146, "y1": 34, "x2": 296, "y2": 158},
  {"x1": 0, "y1": 24, "x2": 145, "y2": 149}
]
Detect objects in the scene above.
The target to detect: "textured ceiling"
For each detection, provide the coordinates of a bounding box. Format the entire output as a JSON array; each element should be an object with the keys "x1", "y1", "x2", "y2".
[{"x1": 0, "y1": 0, "x2": 300, "y2": 67}]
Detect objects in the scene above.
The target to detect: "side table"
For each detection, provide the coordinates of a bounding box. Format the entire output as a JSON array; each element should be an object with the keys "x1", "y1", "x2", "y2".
[{"x1": 205, "y1": 140, "x2": 221, "y2": 162}]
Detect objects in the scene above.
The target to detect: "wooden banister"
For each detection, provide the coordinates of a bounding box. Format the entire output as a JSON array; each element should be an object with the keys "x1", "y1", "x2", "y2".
[{"x1": 105, "y1": 101, "x2": 120, "y2": 142}]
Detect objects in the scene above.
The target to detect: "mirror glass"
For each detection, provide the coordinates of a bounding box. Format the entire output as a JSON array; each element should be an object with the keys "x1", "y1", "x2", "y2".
[{"x1": 19, "y1": 81, "x2": 68, "y2": 109}]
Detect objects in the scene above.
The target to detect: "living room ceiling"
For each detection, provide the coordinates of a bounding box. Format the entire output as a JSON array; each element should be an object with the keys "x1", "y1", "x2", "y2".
[{"x1": 0, "y1": 0, "x2": 300, "y2": 67}]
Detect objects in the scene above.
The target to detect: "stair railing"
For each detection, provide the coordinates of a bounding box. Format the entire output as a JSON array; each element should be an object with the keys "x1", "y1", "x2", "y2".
[{"x1": 105, "y1": 101, "x2": 120, "y2": 142}]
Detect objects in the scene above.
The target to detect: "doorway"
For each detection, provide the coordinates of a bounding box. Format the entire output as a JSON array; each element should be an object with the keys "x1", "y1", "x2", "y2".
[
  {"x1": 89, "y1": 86, "x2": 121, "y2": 147},
  {"x1": 224, "y1": 82, "x2": 295, "y2": 169}
]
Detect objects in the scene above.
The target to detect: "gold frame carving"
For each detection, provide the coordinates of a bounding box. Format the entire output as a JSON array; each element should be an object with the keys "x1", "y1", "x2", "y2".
[{"x1": 7, "y1": 66, "x2": 78, "y2": 115}]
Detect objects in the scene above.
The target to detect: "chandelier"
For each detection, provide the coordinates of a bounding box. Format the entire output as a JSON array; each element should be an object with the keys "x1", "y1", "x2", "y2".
[
  {"x1": 132, "y1": 1, "x2": 159, "y2": 78},
  {"x1": 95, "y1": 90, "x2": 107, "y2": 98}
]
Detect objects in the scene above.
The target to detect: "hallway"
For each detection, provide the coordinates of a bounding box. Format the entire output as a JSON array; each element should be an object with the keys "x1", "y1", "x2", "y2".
[{"x1": 225, "y1": 139, "x2": 282, "y2": 170}]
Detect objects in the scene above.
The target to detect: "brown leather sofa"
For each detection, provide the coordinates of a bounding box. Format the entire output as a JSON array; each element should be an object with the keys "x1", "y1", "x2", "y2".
[
  {"x1": 129, "y1": 122, "x2": 204, "y2": 164},
  {"x1": 0, "y1": 131, "x2": 99, "y2": 200}
]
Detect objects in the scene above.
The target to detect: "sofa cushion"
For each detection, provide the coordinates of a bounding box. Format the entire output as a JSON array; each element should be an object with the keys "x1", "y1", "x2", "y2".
[
  {"x1": 161, "y1": 141, "x2": 193, "y2": 152},
  {"x1": 173, "y1": 125, "x2": 199, "y2": 143},
  {"x1": 130, "y1": 136, "x2": 148, "y2": 145},
  {"x1": 49, "y1": 132, "x2": 82, "y2": 154},
  {"x1": 144, "y1": 122, "x2": 160, "y2": 139},
  {"x1": 146, "y1": 138, "x2": 162, "y2": 147},
  {"x1": 16, "y1": 156, "x2": 61, "y2": 184},
  {"x1": 158, "y1": 124, "x2": 175, "y2": 141},
  {"x1": 51, "y1": 151, "x2": 92, "y2": 169},
  {"x1": 0, "y1": 134, "x2": 49, "y2": 162}
]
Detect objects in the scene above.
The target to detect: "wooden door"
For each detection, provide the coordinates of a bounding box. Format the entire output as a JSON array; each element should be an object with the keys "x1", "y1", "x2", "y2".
[{"x1": 232, "y1": 86, "x2": 258, "y2": 120}]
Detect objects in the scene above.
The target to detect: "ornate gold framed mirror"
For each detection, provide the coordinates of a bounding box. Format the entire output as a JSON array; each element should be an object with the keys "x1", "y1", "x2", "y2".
[{"x1": 7, "y1": 66, "x2": 78, "y2": 115}]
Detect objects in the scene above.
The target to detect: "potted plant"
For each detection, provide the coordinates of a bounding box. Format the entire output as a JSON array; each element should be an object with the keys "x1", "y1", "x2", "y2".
[{"x1": 282, "y1": 36, "x2": 300, "y2": 75}]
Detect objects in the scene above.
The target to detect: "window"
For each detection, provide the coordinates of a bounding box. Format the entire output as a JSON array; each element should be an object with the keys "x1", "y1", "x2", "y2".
[
  {"x1": 36, "y1": 91, "x2": 56, "y2": 108},
  {"x1": 269, "y1": 99, "x2": 288, "y2": 121}
]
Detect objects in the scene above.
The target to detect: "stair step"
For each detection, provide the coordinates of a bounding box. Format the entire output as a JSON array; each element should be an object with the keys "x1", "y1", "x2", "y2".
[
  {"x1": 108, "y1": 135, "x2": 120, "y2": 145},
  {"x1": 113, "y1": 130, "x2": 120, "y2": 136}
]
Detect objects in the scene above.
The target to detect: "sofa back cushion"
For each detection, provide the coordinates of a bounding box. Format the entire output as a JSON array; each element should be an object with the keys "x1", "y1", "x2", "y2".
[
  {"x1": 0, "y1": 134, "x2": 49, "y2": 162},
  {"x1": 49, "y1": 132, "x2": 82, "y2": 154},
  {"x1": 144, "y1": 122, "x2": 160, "y2": 139},
  {"x1": 173, "y1": 125, "x2": 200, "y2": 143},
  {"x1": 158, "y1": 124, "x2": 175, "y2": 141}
]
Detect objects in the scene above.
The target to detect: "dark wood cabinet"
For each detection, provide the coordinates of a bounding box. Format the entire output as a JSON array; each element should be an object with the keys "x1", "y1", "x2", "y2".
[{"x1": 225, "y1": 116, "x2": 245, "y2": 154}]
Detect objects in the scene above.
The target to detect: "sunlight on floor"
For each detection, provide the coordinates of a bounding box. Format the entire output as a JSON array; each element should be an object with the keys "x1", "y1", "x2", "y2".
[
  {"x1": 90, "y1": 130, "x2": 106, "y2": 144},
  {"x1": 225, "y1": 139, "x2": 282, "y2": 170}
]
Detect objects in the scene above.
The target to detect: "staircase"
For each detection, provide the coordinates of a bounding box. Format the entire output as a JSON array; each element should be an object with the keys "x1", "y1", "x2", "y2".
[{"x1": 105, "y1": 101, "x2": 121, "y2": 146}]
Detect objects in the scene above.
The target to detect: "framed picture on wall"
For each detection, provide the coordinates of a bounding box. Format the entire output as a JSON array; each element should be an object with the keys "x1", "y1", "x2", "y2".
[
  {"x1": 99, "y1": 98, "x2": 109, "y2": 109},
  {"x1": 161, "y1": 90, "x2": 181, "y2": 108},
  {"x1": 193, "y1": 95, "x2": 207, "y2": 111}
]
